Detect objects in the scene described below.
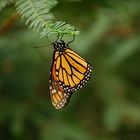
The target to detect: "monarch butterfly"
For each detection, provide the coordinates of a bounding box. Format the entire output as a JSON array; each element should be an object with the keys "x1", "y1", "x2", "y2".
[{"x1": 49, "y1": 34, "x2": 93, "y2": 110}]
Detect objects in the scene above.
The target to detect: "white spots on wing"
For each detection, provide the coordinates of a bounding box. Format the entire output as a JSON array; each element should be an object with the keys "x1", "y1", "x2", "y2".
[
  {"x1": 52, "y1": 89, "x2": 57, "y2": 94},
  {"x1": 62, "y1": 63, "x2": 93, "y2": 93}
]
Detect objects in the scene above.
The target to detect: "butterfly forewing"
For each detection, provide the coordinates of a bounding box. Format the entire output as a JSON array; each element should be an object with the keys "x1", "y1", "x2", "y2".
[{"x1": 55, "y1": 48, "x2": 93, "y2": 93}]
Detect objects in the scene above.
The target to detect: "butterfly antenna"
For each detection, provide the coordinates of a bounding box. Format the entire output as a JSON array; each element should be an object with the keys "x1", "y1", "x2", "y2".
[{"x1": 33, "y1": 43, "x2": 52, "y2": 48}]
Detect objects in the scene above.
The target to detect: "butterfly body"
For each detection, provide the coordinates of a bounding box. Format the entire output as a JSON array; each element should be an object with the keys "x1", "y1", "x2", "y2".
[
  {"x1": 49, "y1": 40, "x2": 93, "y2": 110},
  {"x1": 53, "y1": 41, "x2": 67, "y2": 52}
]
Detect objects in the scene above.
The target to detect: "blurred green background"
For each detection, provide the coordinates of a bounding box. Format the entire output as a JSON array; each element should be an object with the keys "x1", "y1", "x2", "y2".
[{"x1": 1, "y1": 0, "x2": 140, "y2": 140}]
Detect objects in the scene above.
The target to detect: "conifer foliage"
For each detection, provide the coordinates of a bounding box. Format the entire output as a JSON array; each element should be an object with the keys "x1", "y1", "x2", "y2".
[{"x1": 0, "y1": 0, "x2": 78, "y2": 37}]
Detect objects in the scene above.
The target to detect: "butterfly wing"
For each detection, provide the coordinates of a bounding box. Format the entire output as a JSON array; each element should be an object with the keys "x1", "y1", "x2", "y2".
[
  {"x1": 50, "y1": 47, "x2": 93, "y2": 109},
  {"x1": 55, "y1": 48, "x2": 93, "y2": 92},
  {"x1": 49, "y1": 52, "x2": 72, "y2": 109}
]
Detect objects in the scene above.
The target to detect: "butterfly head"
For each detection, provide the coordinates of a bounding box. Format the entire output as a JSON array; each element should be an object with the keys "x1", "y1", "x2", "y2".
[{"x1": 53, "y1": 41, "x2": 67, "y2": 52}]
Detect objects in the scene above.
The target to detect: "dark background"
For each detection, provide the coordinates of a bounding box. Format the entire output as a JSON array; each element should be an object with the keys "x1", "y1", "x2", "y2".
[{"x1": 0, "y1": 0, "x2": 140, "y2": 139}]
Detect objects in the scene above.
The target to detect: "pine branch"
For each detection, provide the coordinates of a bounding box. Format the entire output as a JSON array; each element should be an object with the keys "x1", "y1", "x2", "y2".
[
  {"x1": 16, "y1": 0, "x2": 79, "y2": 37},
  {"x1": 40, "y1": 21, "x2": 79, "y2": 37},
  {"x1": 16, "y1": 0, "x2": 56, "y2": 32},
  {"x1": 0, "y1": 0, "x2": 15, "y2": 10}
]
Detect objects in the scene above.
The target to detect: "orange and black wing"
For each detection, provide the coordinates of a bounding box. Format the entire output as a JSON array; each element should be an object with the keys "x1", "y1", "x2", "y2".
[
  {"x1": 54, "y1": 48, "x2": 93, "y2": 93},
  {"x1": 50, "y1": 48, "x2": 92, "y2": 109},
  {"x1": 49, "y1": 78, "x2": 72, "y2": 109},
  {"x1": 49, "y1": 52, "x2": 72, "y2": 109}
]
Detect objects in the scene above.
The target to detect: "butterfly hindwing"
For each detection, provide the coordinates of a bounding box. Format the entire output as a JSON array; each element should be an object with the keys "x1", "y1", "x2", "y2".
[{"x1": 49, "y1": 78, "x2": 72, "y2": 109}]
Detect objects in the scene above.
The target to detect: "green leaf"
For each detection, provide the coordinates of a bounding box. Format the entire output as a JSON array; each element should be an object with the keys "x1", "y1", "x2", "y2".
[{"x1": 16, "y1": 0, "x2": 79, "y2": 37}]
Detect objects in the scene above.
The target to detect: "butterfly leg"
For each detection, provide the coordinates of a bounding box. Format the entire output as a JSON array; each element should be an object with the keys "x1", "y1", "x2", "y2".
[
  {"x1": 55, "y1": 33, "x2": 61, "y2": 42},
  {"x1": 67, "y1": 29, "x2": 76, "y2": 45},
  {"x1": 60, "y1": 33, "x2": 65, "y2": 43}
]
